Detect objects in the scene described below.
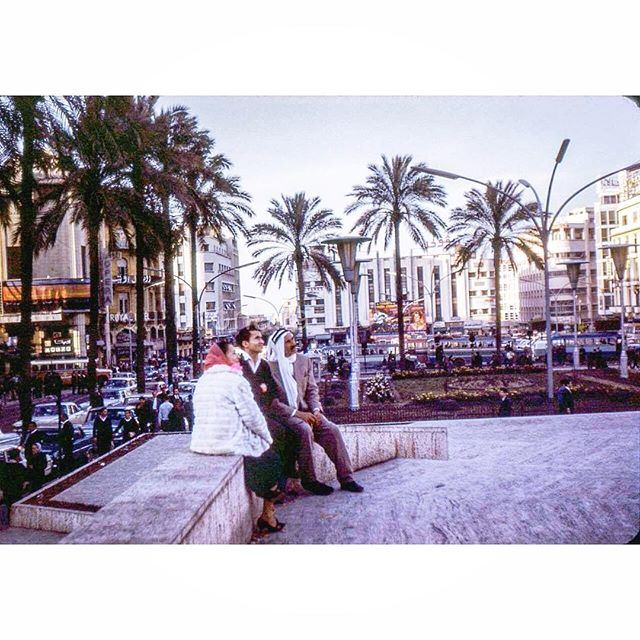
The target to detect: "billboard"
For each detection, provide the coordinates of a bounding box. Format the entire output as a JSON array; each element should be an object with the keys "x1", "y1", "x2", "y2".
[
  {"x1": 369, "y1": 301, "x2": 426, "y2": 333},
  {"x1": 2, "y1": 279, "x2": 91, "y2": 303}
]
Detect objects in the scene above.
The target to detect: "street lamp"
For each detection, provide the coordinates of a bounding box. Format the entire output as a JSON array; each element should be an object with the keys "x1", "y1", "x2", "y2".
[
  {"x1": 557, "y1": 260, "x2": 587, "y2": 370},
  {"x1": 601, "y1": 243, "x2": 632, "y2": 379},
  {"x1": 425, "y1": 149, "x2": 638, "y2": 400},
  {"x1": 323, "y1": 235, "x2": 371, "y2": 411}
]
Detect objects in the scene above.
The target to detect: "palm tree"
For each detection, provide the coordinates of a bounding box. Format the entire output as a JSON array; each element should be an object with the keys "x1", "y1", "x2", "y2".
[
  {"x1": 248, "y1": 192, "x2": 344, "y2": 349},
  {"x1": 37, "y1": 96, "x2": 128, "y2": 397},
  {"x1": 346, "y1": 155, "x2": 447, "y2": 366},
  {"x1": 0, "y1": 96, "x2": 56, "y2": 431},
  {"x1": 446, "y1": 180, "x2": 542, "y2": 357},
  {"x1": 153, "y1": 106, "x2": 212, "y2": 385},
  {"x1": 179, "y1": 147, "x2": 253, "y2": 372},
  {"x1": 109, "y1": 96, "x2": 166, "y2": 392}
]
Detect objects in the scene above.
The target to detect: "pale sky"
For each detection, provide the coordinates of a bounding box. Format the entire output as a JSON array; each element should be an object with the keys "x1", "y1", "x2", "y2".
[{"x1": 158, "y1": 96, "x2": 639, "y2": 319}]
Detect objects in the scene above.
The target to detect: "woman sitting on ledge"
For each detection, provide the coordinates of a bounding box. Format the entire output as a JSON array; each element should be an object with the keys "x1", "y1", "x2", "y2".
[{"x1": 190, "y1": 339, "x2": 285, "y2": 534}]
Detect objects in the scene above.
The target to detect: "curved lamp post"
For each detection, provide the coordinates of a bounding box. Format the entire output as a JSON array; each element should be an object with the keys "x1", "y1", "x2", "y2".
[
  {"x1": 323, "y1": 235, "x2": 371, "y2": 411},
  {"x1": 425, "y1": 148, "x2": 639, "y2": 400},
  {"x1": 557, "y1": 260, "x2": 587, "y2": 370}
]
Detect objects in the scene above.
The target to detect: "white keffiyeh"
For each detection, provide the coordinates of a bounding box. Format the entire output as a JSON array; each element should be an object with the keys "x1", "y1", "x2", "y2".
[{"x1": 266, "y1": 329, "x2": 298, "y2": 409}]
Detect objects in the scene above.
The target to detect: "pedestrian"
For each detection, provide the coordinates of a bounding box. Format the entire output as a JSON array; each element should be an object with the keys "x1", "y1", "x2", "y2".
[
  {"x1": 58, "y1": 411, "x2": 75, "y2": 475},
  {"x1": 21, "y1": 421, "x2": 42, "y2": 466},
  {"x1": 158, "y1": 395, "x2": 174, "y2": 432},
  {"x1": 167, "y1": 398, "x2": 187, "y2": 432},
  {"x1": 498, "y1": 387, "x2": 512, "y2": 417},
  {"x1": 0, "y1": 448, "x2": 28, "y2": 527},
  {"x1": 71, "y1": 372, "x2": 78, "y2": 394},
  {"x1": 118, "y1": 409, "x2": 140, "y2": 443},
  {"x1": 27, "y1": 443, "x2": 48, "y2": 493},
  {"x1": 183, "y1": 394, "x2": 194, "y2": 432},
  {"x1": 92, "y1": 407, "x2": 113, "y2": 456},
  {"x1": 134, "y1": 397, "x2": 153, "y2": 433},
  {"x1": 556, "y1": 378, "x2": 574, "y2": 414}
]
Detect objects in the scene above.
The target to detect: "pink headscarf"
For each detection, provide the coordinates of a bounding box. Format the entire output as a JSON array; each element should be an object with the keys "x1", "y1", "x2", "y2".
[
  {"x1": 203, "y1": 343, "x2": 229, "y2": 371},
  {"x1": 203, "y1": 342, "x2": 242, "y2": 372}
]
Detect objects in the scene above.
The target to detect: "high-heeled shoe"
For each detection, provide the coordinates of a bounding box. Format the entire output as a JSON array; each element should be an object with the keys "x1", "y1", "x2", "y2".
[{"x1": 256, "y1": 517, "x2": 286, "y2": 533}]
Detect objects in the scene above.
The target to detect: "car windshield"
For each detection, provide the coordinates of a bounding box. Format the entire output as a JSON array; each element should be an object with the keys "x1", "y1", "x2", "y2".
[
  {"x1": 33, "y1": 405, "x2": 60, "y2": 417},
  {"x1": 102, "y1": 389, "x2": 123, "y2": 398},
  {"x1": 106, "y1": 380, "x2": 129, "y2": 388}
]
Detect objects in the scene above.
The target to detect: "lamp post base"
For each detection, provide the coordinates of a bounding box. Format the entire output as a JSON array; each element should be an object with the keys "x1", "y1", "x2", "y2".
[
  {"x1": 349, "y1": 369, "x2": 360, "y2": 412},
  {"x1": 620, "y1": 352, "x2": 629, "y2": 379}
]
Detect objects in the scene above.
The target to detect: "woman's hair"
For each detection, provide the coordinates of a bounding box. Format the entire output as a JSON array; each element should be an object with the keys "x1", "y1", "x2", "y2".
[{"x1": 216, "y1": 339, "x2": 234, "y2": 358}]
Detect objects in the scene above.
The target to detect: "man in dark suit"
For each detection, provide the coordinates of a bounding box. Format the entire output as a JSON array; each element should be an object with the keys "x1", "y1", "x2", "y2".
[
  {"x1": 58, "y1": 411, "x2": 75, "y2": 474},
  {"x1": 236, "y1": 325, "x2": 300, "y2": 493},
  {"x1": 498, "y1": 387, "x2": 512, "y2": 417},
  {"x1": 92, "y1": 407, "x2": 113, "y2": 456},
  {"x1": 266, "y1": 329, "x2": 363, "y2": 495}
]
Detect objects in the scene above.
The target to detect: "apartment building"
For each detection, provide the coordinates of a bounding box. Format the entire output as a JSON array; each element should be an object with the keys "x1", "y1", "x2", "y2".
[
  {"x1": 173, "y1": 234, "x2": 242, "y2": 357},
  {"x1": 609, "y1": 164, "x2": 640, "y2": 318}
]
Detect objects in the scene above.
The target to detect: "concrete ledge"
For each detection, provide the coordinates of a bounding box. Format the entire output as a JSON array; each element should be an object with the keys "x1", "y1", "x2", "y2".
[
  {"x1": 55, "y1": 422, "x2": 447, "y2": 544},
  {"x1": 10, "y1": 504, "x2": 93, "y2": 534}
]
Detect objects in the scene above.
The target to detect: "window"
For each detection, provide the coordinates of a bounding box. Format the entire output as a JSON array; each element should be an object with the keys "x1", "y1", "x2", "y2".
[
  {"x1": 80, "y1": 245, "x2": 88, "y2": 278},
  {"x1": 205, "y1": 282, "x2": 215, "y2": 292},
  {"x1": 367, "y1": 269, "x2": 375, "y2": 303},
  {"x1": 204, "y1": 262, "x2": 214, "y2": 273},
  {"x1": 205, "y1": 301, "x2": 216, "y2": 311},
  {"x1": 218, "y1": 264, "x2": 228, "y2": 273},
  {"x1": 118, "y1": 294, "x2": 130, "y2": 314},
  {"x1": 179, "y1": 303, "x2": 186, "y2": 315},
  {"x1": 384, "y1": 269, "x2": 391, "y2": 300},
  {"x1": 608, "y1": 211, "x2": 616, "y2": 224},
  {"x1": 177, "y1": 264, "x2": 184, "y2": 276},
  {"x1": 117, "y1": 259, "x2": 128, "y2": 279},
  {"x1": 335, "y1": 286, "x2": 343, "y2": 326},
  {"x1": 401, "y1": 267, "x2": 408, "y2": 296}
]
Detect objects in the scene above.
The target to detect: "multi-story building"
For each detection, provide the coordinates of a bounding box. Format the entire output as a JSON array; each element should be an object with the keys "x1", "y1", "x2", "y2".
[
  {"x1": 594, "y1": 177, "x2": 622, "y2": 316},
  {"x1": 104, "y1": 227, "x2": 167, "y2": 367},
  {"x1": 609, "y1": 164, "x2": 640, "y2": 319},
  {"x1": 518, "y1": 207, "x2": 597, "y2": 328},
  {"x1": 173, "y1": 234, "x2": 242, "y2": 358},
  {"x1": 305, "y1": 242, "x2": 526, "y2": 343},
  {"x1": 0, "y1": 209, "x2": 92, "y2": 370}
]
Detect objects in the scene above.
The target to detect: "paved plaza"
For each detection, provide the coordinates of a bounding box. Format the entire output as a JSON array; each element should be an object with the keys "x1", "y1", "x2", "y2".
[{"x1": 259, "y1": 412, "x2": 640, "y2": 544}]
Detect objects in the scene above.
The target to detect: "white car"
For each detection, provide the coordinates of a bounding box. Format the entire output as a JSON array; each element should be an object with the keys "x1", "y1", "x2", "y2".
[
  {"x1": 12, "y1": 401, "x2": 87, "y2": 432},
  {"x1": 100, "y1": 388, "x2": 130, "y2": 405}
]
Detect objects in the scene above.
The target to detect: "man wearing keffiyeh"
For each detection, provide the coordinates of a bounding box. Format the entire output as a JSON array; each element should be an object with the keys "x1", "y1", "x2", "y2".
[{"x1": 266, "y1": 329, "x2": 364, "y2": 495}]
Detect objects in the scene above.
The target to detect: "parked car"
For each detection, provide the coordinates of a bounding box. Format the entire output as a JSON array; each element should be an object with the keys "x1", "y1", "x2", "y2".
[
  {"x1": 177, "y1": 382, "x2": 195, "y2": 402},
  {"x1": 100, "y1": 388, "x2": 130, "y2": 405},
  {"x1": 36, "y1": 426, "x2": 93, "y2": 473},
  {"x1": 12, "y1": 401, "x2": 87, "y2": 432},
  {"x1": 103, "y1": 378, "x2": 136, "y2": 393}
]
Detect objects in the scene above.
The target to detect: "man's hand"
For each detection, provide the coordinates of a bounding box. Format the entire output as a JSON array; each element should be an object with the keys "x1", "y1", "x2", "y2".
[{"x1": 295, "y1": 410, "x2": 318, "y2": 427}]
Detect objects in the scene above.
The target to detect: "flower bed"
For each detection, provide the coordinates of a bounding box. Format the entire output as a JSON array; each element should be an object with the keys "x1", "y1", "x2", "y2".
[
  {"x1": 392, "y1": 364, "x2": 545, "y2": 380},
  {"x1": 364, "y1": 373, "x2": 395, "y2": 403}
]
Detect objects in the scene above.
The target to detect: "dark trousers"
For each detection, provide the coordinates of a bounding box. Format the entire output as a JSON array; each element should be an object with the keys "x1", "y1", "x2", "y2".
[
  {"x1": 265, "y1": 415, "x2": 301, "y2": 482},
  {"x1": 243, "y1": 448, "x2": 283, "y2": 498},
  {"x1": 285, "y1": 414, "x2": 354, "y2": 484}
]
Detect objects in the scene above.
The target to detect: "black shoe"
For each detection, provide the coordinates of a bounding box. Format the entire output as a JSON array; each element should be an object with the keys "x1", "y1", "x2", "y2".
[
  {"x1": 340, "y1": 480, "x2": 364, "y2": 493},
  {"x1": 301, "y1": 481, "x2": 334, "y2": 496},
  {"x1": 256, "y1": 517, "x2": 286, "y2": 533}
]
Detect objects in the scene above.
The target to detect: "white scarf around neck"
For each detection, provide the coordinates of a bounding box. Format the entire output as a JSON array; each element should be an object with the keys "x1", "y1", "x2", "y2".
[{"x1": 266, "y1": 329, "x2": 298, "y2": 408}]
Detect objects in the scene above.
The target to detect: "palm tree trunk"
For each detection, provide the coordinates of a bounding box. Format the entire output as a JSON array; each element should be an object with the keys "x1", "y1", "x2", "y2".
[
  {"x1": 190, "y1": 223, "x2": 199, "y2": 374},
  {"x1": 162, "y1": 196, "x2": 178, "y2": 387},
  {"x1": 16, "y1": 99, "x2": 36, "y2": 433},
  {"x1": 86, "y1": 207, "x2": 101, "y2": 397},
  {"x1": 394, "y1": 219, "x2": 406, "y2": 367},
  {"x1": 132, "y1": 162, "x2": 146, "y2": 392},
  {"x1": 135, "y1": 227, "x2": 146, "y2": 392},
  {"x1": 493, "y1": 242, "x2": 502, "y2": 358},
  {"x1": 295, "y1": 254, "x2": 307, "y2": 350}
]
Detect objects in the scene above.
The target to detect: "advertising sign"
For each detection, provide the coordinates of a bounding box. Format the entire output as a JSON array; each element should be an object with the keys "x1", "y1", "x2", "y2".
[{"x1": 368, "y1": 301, "x2": 426, "y2": 333}]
